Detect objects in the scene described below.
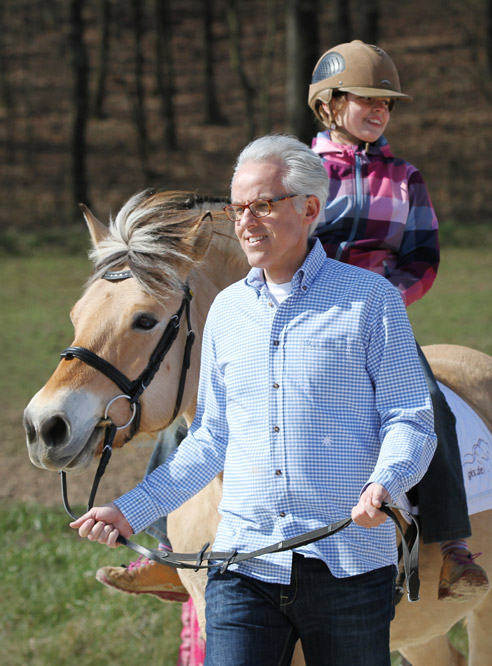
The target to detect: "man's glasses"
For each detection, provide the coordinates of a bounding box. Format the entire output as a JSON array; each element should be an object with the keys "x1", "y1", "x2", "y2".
[{"x1": 223, "y1": 194, "x2": 299, "y2": 222}]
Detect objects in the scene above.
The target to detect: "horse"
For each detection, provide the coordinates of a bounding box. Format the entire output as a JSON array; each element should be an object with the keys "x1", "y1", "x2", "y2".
[{"x1": 23, "y1": 189, "x2": 492, "y2": 666}]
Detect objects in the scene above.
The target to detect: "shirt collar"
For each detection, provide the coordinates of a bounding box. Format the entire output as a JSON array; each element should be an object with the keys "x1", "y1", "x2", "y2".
[{"x1": 245, "y1": 238, "x2": 327, "y2": 294}]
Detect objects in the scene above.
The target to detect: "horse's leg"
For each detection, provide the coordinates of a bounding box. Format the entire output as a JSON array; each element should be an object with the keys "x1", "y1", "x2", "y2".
[
  {"x1": 290, "y1": 641, "x2": 305, "y2": 665},
  {"x1": 399, "y1": 634, "x2": 467, "y2": 666},
  {"x1": 167, "y1": 477, "x2": 223, "y2": 638},
  {"x1": 467, "y1": 590, "x2": 492, "y2": 665}
]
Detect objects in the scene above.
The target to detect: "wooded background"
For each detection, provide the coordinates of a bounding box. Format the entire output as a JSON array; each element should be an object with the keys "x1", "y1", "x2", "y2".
[{"x1": 1, "y1": 0, "x2": 491, "y2": 241}]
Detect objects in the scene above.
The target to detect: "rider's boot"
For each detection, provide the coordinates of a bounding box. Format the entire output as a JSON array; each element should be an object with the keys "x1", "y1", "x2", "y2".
[
  {"x1": 438, "y1": 540, "x2": 489, "y2": 601},
  {"x1": 96, "y1": 544, "x2": 190, "y2": 603}
]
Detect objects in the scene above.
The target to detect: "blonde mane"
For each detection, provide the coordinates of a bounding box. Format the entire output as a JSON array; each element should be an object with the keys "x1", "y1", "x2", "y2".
[{"x1": 88, "y1": 189, "x2": 237, "y2": 302}]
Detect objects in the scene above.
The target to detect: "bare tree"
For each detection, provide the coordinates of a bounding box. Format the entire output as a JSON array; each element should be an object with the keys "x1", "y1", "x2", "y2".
[
  {"x1": 69, "y1": 0, "x2": 90, "y2": 216},
  {"x1": 93, "y1": 0, "x2": 112, "y2": 118},
  {"x1": 487, "y1": 0, "x2": 492, "y2": 77},
  {"x1": 226, "y1": 0, "x2": 256, "y2": 140},
  {"x1": 202, "y1": 0, "x2": 226, "y2": 125},
  {"x1": 130, "y1": 0, "x2": 151, "y2": 179},
  {"x1": 258, "y1": 0, "x2": 276, "y2": 135},
  {"x1": 285, "y1": 0, "x2": 319, "y2": 144},
  {"x1": 359, "y1": 0, "x2": 379, "y2": 44},
  {"x1": 155, "y1": 0, "x2": 177, "y2": 149},
  {"x1": 334, "y1": 0, "x2": 351, "y2": 44},
  {"x1": 0, "y1": 1, "x2": 15, "y2": 162}
]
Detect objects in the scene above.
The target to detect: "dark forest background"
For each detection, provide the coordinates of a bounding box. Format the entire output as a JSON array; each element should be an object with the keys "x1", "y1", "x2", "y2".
[{"x1": 1, "y1": 0, "x2": 492, "y2": 248}]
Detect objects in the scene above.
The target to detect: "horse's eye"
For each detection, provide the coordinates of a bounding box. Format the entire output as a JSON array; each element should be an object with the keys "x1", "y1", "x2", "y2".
[{"x1": 133, "y1": 314, "x2": 158, "y2": 331}]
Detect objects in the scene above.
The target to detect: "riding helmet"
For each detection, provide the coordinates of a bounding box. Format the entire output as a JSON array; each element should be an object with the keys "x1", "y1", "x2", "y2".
[{"x1": 308, "y1": 40, "x2": 412, "y2": 124}]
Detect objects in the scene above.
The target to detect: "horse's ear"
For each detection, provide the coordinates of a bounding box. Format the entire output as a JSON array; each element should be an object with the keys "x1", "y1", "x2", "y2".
[
  {"x1": 189, "y1": 211, "x2": 214, "y2": 259},
  {"x1": 79, "y1": 203, "x2": 108, "y2": 247}
]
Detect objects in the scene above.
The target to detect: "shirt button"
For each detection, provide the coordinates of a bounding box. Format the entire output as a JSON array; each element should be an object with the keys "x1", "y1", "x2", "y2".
[
  {"x1": 279, "y1": 511, "x2": 286, "y2": 517},
  {"x1": 273, "y1": 340, "x2": 279, "y2": 346},
  {"x1": 273, "y1": 426, "x2": 280, "y2": 432},
  {"x1": 301, "y1": 285, "x2": 307, "y2": 291},
  {"x1": 273, "y1": 383, "x2": 279, "y2": 389},
  {"x1": 269, "y1": 302, "x2": 274, "y2": 308},
  {"x1": 275, "y1": 469, "x2": 282, "y2": 476}
]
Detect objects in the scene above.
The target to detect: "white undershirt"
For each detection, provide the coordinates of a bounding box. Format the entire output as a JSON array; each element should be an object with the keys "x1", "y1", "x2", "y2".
[{"x1": 266, "y1": 280, "x2": 292, "y2": 306}]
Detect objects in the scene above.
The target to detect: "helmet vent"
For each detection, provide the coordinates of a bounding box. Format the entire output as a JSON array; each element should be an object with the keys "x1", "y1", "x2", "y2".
[{"x1": 311, "y1": 52, "x2": 345, "y2": 84}]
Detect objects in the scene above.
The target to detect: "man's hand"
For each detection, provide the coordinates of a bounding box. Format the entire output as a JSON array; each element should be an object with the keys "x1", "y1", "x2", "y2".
[
  {"x1": 351, "y1": 483, "x2": 391, "y2": 528},
  {"x1": 69, "y1": 503, "x2": 133, "y2": 548}
]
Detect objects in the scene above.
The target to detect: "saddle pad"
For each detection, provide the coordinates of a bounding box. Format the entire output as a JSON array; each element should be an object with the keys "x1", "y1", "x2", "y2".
[{"x1": 438, "y1": 381, "x2": 492, "y2": 516}]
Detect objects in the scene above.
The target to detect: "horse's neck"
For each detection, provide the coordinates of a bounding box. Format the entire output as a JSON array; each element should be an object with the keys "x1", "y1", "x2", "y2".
[
  {"x1": 181, "y1": 237, "x2": 247, "y2": 427},
  {"x1": 206, "y1": 234, "x2": 249, "y2": 291}
]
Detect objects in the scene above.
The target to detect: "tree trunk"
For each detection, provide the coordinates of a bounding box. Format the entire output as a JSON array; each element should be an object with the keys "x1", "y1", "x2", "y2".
[
  {"x1": 69, "y1": 0, "x2": 90, "y2": 216},
  {"x1": 487, "y1": 0, "x2": 492, "y2": 78},
  {"x1": 130, "y1": 0, "x2": 151, "y2": 179},
  {"x1": 227, "y1": 0, "x2": 256, "y2": 141},
  {"x1": 155, "y1": 0, "x2": 177, "y2": 149},
  {"x1": 0, "y1": 1, "x2": 15, "y2": 163},
  {"x1": 334, "y1": 0, "x2": 351, "y2": 44},
  {"x1": 285, "y1": 0, "x2": 319, "y2": 144},
  {"x1": 258, "y1": 0, "x2": 276, "y2": 135},
  {"x1": 359, "y1": 0, "x2": 379, "y2": 45},
  {"x1": 202, "y1": 0, "x2": 226, "y2": 125},
  {"x1": 93, "y1": 0, "x2": 111, "y2": 118}
]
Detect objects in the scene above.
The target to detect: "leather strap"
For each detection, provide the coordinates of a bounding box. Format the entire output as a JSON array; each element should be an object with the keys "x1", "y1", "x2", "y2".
[
  {"x1": 61, "y1": 347, "x2": 134, "y2": 396},
  {"x1": 61, "y1": 465, "x2": 420, "y2": 603}
]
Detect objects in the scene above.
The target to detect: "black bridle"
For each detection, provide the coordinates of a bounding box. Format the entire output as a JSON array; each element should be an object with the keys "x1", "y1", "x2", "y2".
[
  {"x1": 58, "y1": 270, "x2": 421, "y2": 602},
  {"x1": 59, "y1": 269, "x2": 194, "y2": 521}
]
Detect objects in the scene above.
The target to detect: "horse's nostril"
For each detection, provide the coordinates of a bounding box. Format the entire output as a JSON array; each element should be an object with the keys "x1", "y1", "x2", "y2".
[
  {"x1": 41, "y1": 415, "x2": 70, "y2": 448},
  {"x1": 23, "y1": 416, "x2": 37, "y2": 445}
]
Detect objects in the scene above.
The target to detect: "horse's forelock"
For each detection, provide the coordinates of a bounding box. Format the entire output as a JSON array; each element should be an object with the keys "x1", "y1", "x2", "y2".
[{"x1": 87, "y1": 190, "x2": 226, "y2": 302}]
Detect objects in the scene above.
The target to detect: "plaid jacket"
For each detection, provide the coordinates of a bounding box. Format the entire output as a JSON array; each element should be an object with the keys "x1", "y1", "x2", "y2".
[{"x1": 312, "y1": 131, "x2": 440, "y2": 306}]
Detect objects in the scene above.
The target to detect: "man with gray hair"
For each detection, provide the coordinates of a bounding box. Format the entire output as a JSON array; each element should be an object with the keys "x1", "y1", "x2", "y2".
[{"x1": 71, "y1": 134, "x2": 436, "y2": 665}]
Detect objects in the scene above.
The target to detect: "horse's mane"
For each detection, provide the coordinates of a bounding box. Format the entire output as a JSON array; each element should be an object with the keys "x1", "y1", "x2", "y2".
[{"x1": 88, "y1": 189, "x2": 235, "y2": 302}]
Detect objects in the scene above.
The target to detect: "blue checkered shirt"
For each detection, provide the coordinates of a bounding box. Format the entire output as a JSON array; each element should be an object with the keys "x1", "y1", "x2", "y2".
[{"x1": 115, "y1": 239, "x2": 436, "y2": 583}]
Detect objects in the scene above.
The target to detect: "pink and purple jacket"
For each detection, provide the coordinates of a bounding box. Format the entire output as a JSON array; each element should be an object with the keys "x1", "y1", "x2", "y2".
[{"x1": 311, "y1": 130, "x2": 440, "y2": 306}]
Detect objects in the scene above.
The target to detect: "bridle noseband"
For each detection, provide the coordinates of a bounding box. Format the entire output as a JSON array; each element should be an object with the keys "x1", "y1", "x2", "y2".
[{"x1": 59, "y1": 269, "x2": 195, "y2": 519}]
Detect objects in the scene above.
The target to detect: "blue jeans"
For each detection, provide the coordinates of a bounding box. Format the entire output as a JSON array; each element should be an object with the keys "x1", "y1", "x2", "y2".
[{"x1": 204, "y1": 554, "x2": 396, "y2": 666}]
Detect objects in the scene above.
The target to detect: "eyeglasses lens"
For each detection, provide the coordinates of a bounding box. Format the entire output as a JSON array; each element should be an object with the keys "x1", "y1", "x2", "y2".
[
  {"x1": 249, "y1": 200, "x2": 270, "y2": 217},
  {"x1": 225, "y1": 199, "x2": 271, "y2": 221}
]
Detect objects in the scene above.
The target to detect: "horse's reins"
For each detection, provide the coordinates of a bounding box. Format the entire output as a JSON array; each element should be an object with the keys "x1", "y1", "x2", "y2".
[{"x1": 58, "y1": 269, "x2": 421, "y2": 603}]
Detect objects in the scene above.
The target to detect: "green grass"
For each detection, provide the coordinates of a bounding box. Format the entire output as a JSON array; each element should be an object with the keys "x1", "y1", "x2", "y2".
[
  {"x1": 0, "y1": 252, "x2": 91, "y2": 410},
  {"x1": 0, "y1": 251, "x2": 94, "y2": 457},
  {"x1": 1, "y1": 501, "x2": 182, "y2": 666},
  {"x1": 408, "y1": 247, "x2": 492, "y2": 355}
]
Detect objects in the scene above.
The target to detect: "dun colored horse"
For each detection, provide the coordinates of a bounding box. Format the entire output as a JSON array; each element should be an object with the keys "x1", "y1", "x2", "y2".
[{"x1": 24, "y1": 190, "x2": 492, "y2": 665}]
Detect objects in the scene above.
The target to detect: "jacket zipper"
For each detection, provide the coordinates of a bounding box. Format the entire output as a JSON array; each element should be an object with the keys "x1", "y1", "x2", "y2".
[{"x1": 335, "y1": 148, "x2": 362, "y2": 261}]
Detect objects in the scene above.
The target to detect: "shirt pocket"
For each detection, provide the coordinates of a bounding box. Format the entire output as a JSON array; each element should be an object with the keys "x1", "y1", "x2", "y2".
[{"x1": 301, "y1": 336, "x2": 365, "y2": 408}]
